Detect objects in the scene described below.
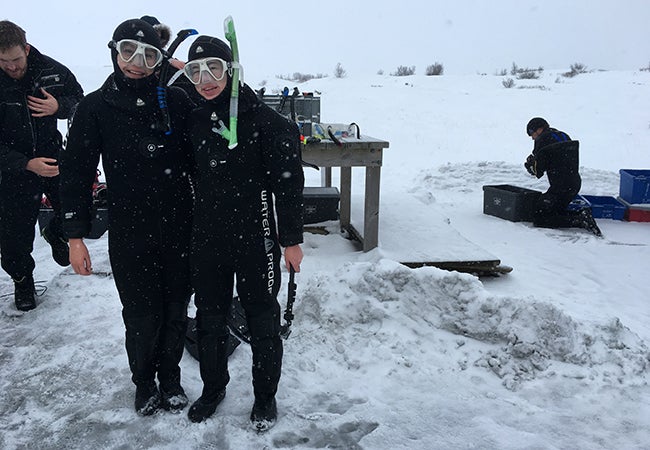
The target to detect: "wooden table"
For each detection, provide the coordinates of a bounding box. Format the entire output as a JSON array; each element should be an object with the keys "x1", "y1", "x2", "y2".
[{"x1": 301, "y1": 136, "x2": 389, "y2": 251}]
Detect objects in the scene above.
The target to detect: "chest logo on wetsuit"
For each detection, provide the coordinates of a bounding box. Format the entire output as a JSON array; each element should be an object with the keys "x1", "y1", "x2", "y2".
[
  {"x1": 209, "y1": 158, "x2": 227, "y2": 168},
  {"x1": 139, "y1": 137, "x2": 165, "y2": 158}
]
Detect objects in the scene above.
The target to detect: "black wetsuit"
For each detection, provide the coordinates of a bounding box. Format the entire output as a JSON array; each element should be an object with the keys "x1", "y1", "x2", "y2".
[
  {"x1": 188, "y1": 83, "x2": 304, "y2": 402},
  {"x1": 60, "y1": 71, "x2": 195, "y2": 391},
  {"x1": 0, "y1": 46, "x2": 83, "y2": 280},
  {"x1": 528, "y1": 128, "x2": 582, "y2": 228}
]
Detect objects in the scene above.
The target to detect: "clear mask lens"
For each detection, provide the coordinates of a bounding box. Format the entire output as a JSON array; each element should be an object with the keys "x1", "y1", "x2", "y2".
[
  {"x1": 114, "y1": 39, "x2": 163, "y2": 69},
  {"x1": 183, "y1": 57, "x2": 229, "y2": 85}
]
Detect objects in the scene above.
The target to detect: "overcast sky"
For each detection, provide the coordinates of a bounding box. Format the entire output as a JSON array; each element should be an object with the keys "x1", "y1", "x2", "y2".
[{"x1": 10, "y1": 0, "x2": 650, "y2": 82}]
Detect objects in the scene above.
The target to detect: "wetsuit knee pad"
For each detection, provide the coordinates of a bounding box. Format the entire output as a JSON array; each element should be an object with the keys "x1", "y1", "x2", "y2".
[
  {"x1": 196, "y1": 313, "x2": 229, "y2": 337},
  {"x1": 247, "y1": 310, "x2": 281, "y2": 344}
]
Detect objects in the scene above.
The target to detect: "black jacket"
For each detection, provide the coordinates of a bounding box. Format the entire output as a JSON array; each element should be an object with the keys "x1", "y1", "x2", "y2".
[
  {"x1": 0, "y1": 46, "x2": 83, "y2": 174},
  {"x1": 533, "y1": 127, "x2": 571, "y2": 154},
  {"x1": 531, "y1": 128, "x2": 581, "y2": 194},
  {"x1": 188, "y1": 83, "x2": 304, "y2": 249},
  {"x1": 60, "y1": 73, "x2": 194, "y2": 238}
]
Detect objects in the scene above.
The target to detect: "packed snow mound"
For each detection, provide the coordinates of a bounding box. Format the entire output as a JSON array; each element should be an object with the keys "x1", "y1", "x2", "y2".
[
  {"x1": 410, "y1": 160, "x2": 623, "y2": 202},
  {"x1": 298, "y1": 259, "x2": 649, "y2": 391}
]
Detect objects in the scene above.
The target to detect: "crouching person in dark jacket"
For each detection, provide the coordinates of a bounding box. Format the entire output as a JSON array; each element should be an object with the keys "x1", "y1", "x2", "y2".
[
  {"x1": 59, "y1": 19, "x2": 195, "y2": 416},
  {"x1": 181, "y1": 35, "x2": 305, "y2": 432},
  {"x1": 0, "y1": 20, "x2": 84, "y2": 311},
  {"x1": 524, "y1": 117, "x2": 601, "y2": 236}
]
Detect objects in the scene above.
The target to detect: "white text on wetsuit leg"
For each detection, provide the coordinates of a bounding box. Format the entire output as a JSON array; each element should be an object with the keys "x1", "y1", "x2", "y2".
[{"x1": 261, "y1": 190, "x2": 275, "y2": 294}]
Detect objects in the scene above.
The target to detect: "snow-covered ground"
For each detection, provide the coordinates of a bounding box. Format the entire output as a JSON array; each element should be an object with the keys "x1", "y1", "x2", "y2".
[{"x1": 1, "y1": 48, "x2": 650, "y2": 450}]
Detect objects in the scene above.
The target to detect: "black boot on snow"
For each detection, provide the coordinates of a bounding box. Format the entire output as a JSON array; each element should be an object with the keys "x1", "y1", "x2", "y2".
[
  {"x1": 187, "y1": 388, "x2": 226, "y2": 423},
  {"x1": 579, "y1": 208, "x2": 603, "y2": 237},
  {"x1": 41, "y1": 226, "x2": 70, "y2": 267},
  {"x1": 14, "y1": 275, "x2": 36, "y2": 312},
  {"x1": 160, "y1": 383, "x2": 189, "y2": 412},
  {"x1": 134, "y1": 381, "x2": 161, "y2": 416},
  {"x1": 250, "y1": 397, "x2": 277, "y2": 432}
]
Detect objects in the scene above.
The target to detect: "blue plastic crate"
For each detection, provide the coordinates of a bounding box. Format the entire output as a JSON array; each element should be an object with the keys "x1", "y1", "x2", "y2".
[
  {"x1": 581, "y1": 195, "x2": 627, "y2": 220},
  {"x1": 567, "y1": 195, "x2": 590, "y2": 211},
  {"x1": 619, "y1": 169, "x2": 650, "y2": 204}
]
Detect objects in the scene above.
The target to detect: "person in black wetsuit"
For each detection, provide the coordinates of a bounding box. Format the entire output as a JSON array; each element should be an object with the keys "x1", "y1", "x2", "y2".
[
  {"x1": 524, "y1": 117, "x2": 601, "y2": 236},
  {"x1": 0, "y1": 20, "x2": 84, "y2": 311},
  {"x1": 181, "y1": 35, "x2": 304, "y2": 432},
  {"x1": 59, "y1": 19, "x2": 195, "y2": 416}
]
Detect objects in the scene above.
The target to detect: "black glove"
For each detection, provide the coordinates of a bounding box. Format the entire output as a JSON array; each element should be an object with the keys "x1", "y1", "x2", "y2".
[{"x1": 524, "y1": 154, "x2": 536, "y2": 176}]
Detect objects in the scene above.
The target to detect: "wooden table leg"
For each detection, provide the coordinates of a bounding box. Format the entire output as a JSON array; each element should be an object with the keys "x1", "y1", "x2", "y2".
[
  {"x1": 340, "y1": 167, "x2": 352, "y2": 229},
  {"x1": 322, "y1": 167, "x2": 332, "y2": 187},
  {"x1": 363, "y1": 166, "x2": 381, "y2": 251}
]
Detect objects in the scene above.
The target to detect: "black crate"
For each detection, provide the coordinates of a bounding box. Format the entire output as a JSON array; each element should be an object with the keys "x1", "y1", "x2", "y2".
[
  {"x1": 303, "y1": 187, "x2": 339, "y2": 224},
  {"x1": 38, "y1": 207, "x2": 109, "y2": 239},
  {"x1": 482, "y1": 185, "x2": 541, "y2": 222},
  {"x1": 261, "y1": 95, "x2": 320, "y2": 136}
]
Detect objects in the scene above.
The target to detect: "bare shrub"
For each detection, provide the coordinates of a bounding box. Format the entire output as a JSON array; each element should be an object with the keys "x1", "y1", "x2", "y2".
[
  {"x1": 276, "y1": 72, "x2": 328, "y2": 83},
  {"x1": 510, "y1": 62, "x2": 543, "y2": 79},
  {"x1": 334, "y1": 62, "x2": 347, "y2": 78},
  {"x1": 517, "y1": 69, "x2": 540, "y2": 79},
  {"x1": 502, "y1": 78, "x2": 515, "y2": 88},
  {"x1": 510, "y1": 62, "x2": 519, "y2": 75},
  {"x1": 391, "y1": 65, "x2": 416, "y2": 76},
  {"x1": 377, "y1": 69, "x2": 384, "y2": 75},
  {"x1": 517, "y1": 85, "x2": 548, "y2": 91},
  {"x1": 496, "y1": 68, "x2": 507, "y2": 76},
  {"x1": 641, "y1": 62, "x2": 650, "y2": 72},
  {"x1": 563, "y1": 63, "x2": 588, "y2": 78},
  {"x1": 425, "y1": 62, "x2": 444, "y2": 76}
]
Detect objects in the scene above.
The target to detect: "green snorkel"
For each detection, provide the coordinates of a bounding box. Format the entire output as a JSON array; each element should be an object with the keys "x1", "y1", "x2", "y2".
[{"x1": 223, "y1": 16, "x2": 240, "y2": 149}]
